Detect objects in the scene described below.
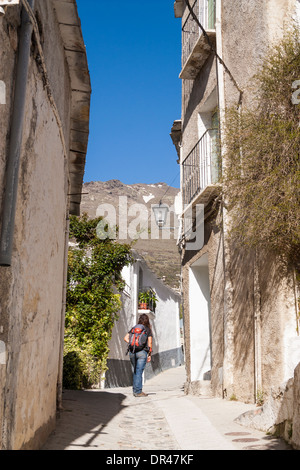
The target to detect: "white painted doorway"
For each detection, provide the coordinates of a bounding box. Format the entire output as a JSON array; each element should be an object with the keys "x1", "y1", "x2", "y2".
[{"x1": 189, "y1": 254, "x2": 212, "y2": 382}]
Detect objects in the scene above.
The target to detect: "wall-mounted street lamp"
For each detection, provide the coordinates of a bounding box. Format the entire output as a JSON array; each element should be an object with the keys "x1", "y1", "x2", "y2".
[{"x1": 152, "y1": 201, "x2": 169, "y2": 228}]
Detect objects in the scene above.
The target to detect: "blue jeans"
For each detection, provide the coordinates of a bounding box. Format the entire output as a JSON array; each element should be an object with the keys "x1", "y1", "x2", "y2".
[{"x1": 129, "y1": 350, "x2": 148, "y2": 394}]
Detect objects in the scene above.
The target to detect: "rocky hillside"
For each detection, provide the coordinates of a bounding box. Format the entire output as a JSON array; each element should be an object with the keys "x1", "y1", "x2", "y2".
[{"x1": 80, "y1": 180, "x2": 181, "y2": 291}]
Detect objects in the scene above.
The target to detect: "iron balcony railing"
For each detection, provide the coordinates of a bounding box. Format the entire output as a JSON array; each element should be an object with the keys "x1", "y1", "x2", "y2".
[
  {"x1": 182, "y1": 128, "x2": 219, "y2": 207},
  {"x1": 182, "y1": 0, "x2": 216, "y2": 66}
]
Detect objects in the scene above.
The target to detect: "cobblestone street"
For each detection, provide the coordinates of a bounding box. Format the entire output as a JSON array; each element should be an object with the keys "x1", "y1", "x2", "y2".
[{"x1": 42, "y1": 367, "x2": 292, "y2": 451}]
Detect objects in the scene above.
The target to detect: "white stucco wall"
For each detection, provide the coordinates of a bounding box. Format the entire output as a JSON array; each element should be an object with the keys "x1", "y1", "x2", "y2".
[
  {"x1": 106, "y1": 255, "x2": 183, "y2": 387},
  {"x1": 189, "y1": 254, "x2": 211, "y2": 382}
]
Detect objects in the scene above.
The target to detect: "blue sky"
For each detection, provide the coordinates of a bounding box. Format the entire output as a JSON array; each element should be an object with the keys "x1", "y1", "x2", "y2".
[{"x1": 76, "y1": 0, "x2": 182, "y2": 187}]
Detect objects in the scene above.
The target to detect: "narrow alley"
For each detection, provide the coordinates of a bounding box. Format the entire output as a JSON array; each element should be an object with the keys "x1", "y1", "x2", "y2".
[{"x1": 42, "y1": 366, "x2": 291, "y2": 452}]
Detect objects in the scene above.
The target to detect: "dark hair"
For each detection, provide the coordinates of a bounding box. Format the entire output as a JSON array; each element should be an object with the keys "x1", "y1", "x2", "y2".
[{"x1": 138, "y1": 313, "x2": 151, "y2": 330}]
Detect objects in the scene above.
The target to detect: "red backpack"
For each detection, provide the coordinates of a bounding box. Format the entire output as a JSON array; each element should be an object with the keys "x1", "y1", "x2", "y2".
[{"x1": 127, "y1": 324, "x2": 148, "y2": 354}]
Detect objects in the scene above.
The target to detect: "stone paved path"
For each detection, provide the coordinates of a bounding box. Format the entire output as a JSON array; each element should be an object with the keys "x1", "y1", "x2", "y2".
[
  {"x1": 42, "y1": 366, "x2": 292, "y2": 451},
  {"x1": 42, "y1": 387, "x2": 180, "y2": 450}
]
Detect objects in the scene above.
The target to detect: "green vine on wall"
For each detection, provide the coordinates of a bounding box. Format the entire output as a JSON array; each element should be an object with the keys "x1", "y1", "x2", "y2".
[
  {"x1": 63, "y1": 214, "x2": 132, "y2": 389},
  {"x1": 223, "y1": 27, "x2": 300, "y2": 273}
]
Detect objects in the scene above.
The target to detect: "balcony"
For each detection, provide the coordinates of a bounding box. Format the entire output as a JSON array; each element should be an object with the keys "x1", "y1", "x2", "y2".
[
  {"x1": 182, "y1": 128, "x2": 220, "y2": 208},
  {"x1": 180, "y1": 0, "x2": 216, "y2": 80}
]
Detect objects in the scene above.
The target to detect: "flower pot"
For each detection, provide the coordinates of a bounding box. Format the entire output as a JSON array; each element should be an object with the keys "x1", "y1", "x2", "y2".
[{"x1": 138, "y1": 303, "x2": 148, "y2": 310}]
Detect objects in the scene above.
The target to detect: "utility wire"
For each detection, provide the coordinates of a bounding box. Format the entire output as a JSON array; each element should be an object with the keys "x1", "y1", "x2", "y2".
[
  {"x1": 160, "y1": 171, "x2": 180, "y2": 203},
  {"x1": 184, "y1": 0, "x2": 243, "y2": 106}
]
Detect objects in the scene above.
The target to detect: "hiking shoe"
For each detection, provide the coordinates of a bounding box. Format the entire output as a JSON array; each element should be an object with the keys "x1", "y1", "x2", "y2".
[{"x1": 134, "y1": 392, "x2": 148, "y2": 397}]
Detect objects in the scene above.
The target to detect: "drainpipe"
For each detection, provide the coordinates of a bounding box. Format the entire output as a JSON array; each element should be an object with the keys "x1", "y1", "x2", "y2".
[{"x1": 0, "y1": 0, "x2": 35, "y2": 266}]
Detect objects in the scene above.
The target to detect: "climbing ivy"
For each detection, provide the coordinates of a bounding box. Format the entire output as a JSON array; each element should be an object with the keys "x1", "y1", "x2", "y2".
[
  {"x1": 223, "y1": 27, "x2": 300, "y2": 271},
  {"x1": 63, "y1": 214, "x2": 132, "y2": 389}
]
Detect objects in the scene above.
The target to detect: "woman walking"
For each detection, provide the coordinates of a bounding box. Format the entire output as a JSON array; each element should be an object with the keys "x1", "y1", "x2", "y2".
[{"x1": 124, "y1": 313, "x2": 153, "y2": 397}]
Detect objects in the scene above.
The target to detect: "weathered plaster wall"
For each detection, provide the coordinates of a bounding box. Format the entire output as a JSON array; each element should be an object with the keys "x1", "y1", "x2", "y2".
[
  {"x1": 9, "y1": 75, "x2": 68, "y2": 451},
  {"x1": 179, "y1": 0, "x2": 299, "y2": 405},
  {"x1": 0, "y1": 2, "x2": 71, "y2": 450},
  {"x1": 229, "y1": 248, "x2": 256, "y2": 402},
  {"x1": 105, "y1": 264, "x2": 136, "y2": 388},
  {"x1": 221, "y1": 0, "x2": 297, "y2": 107},
  {"x1": 181, "y1": 55, "x2": 217, "y2": 158},
  {"x1": 0, "y1": 6, "x2": 22, "y2": 448},
  {"x1": 220, "y1": 0, "x2": 300, "y2": 402}
]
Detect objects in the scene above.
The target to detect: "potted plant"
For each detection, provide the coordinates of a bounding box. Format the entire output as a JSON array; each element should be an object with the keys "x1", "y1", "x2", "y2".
[
  {"x1": 138, "y1": 289, "x2": 158, "y2": 311},
  {"x1": 138, "y1": 291, "x2": 148, "y2": 310}
]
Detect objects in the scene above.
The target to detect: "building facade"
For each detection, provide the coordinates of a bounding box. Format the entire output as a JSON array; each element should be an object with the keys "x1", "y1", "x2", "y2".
[
  {"x1": 0, "y1": 0, "x2": 90, "y2": 449},
  {"x1": 105, "y1": 252, "x2": 183, "y2": 388},
  {"x1": 172, "y1": 0, "x2": 300, "y2": 409}
]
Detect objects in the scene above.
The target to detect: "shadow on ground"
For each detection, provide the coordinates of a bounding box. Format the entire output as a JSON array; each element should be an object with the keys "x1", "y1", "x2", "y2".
[{"x1": 42, "y1": 389, "x2": 127, "y2": 450}]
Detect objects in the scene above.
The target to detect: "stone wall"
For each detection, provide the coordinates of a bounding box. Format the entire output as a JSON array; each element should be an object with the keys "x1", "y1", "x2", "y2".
[
  {"x1": 236, "y1": 362, "x2": 300, "y2": 449},
  {"x1": 292, "y1": 363, "x2": 300, "y2": 449}
]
